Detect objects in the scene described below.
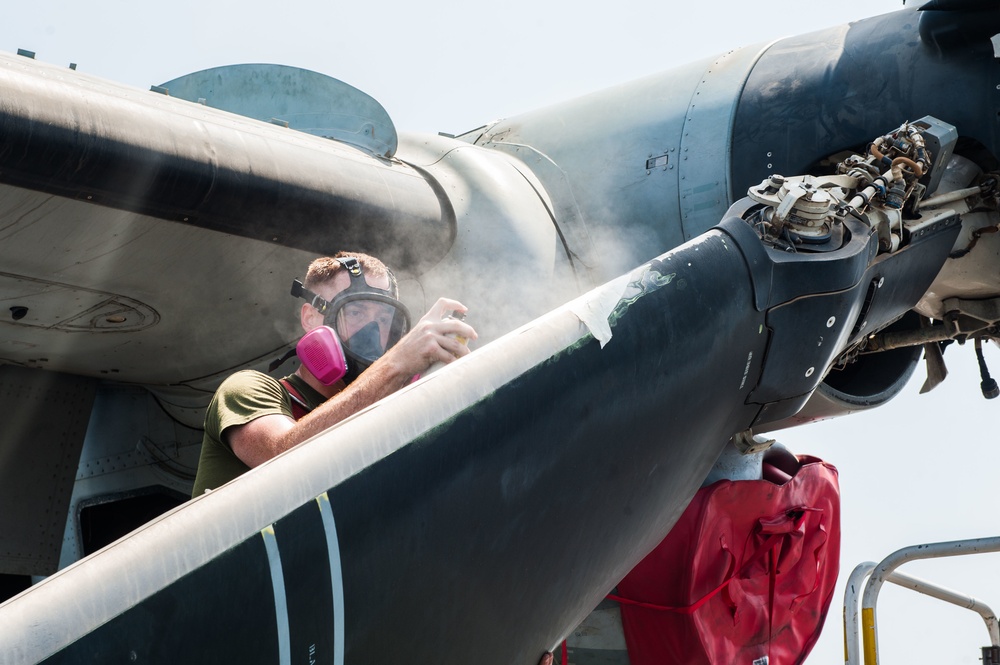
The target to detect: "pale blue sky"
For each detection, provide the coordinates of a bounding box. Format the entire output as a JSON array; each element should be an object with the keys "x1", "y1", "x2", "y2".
[{"x1": 4, "y1": 2, "x2": 998, "y2": 663}]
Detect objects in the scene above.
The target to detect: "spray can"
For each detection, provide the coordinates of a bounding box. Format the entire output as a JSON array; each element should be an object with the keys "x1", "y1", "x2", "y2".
[{"x1": 424, "y1": 310, "x2": 469, "y2": 375}]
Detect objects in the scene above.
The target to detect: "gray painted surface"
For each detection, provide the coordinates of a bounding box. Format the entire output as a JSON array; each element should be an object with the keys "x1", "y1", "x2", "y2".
[{"x1": 161, "y1": 64, "x2": 398, "y2": 157}]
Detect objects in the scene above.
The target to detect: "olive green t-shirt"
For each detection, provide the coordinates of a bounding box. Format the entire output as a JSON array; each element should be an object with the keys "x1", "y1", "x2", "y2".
[{"x1": 191, "y1": 370, "x2": 325, "y2": 496}]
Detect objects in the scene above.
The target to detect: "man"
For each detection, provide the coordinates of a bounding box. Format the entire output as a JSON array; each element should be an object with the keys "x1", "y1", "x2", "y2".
[{"x1": 192, "y1": 251, "x2": 476, "y2": 496}]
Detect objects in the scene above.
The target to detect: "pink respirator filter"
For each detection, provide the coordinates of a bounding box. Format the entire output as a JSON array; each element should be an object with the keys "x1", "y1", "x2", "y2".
[{"x1": 296, "y1": 326, "x2": 347, "y2": 385}]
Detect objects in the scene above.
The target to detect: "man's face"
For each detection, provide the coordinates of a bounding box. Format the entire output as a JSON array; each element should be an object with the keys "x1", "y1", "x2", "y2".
[{"x1": 315, "y1": 270, "x2": 395, "y2": 354}]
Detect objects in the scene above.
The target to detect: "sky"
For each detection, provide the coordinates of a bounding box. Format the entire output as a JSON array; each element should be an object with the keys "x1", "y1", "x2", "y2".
[{"x1": 3, "y1": 1, "x2": 998, "y2": 663}]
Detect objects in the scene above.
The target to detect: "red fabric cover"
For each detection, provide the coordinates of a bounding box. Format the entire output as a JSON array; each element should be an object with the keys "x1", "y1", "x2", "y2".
[{"x1": 615, "y1": 456, "x2": 840, "y2": 665}]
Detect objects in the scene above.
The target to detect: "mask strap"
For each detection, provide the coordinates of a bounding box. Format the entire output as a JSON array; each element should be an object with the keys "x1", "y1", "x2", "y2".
[
  {"x1": 290, "y1": 279, "x2": 332, "y2": 315},
  {"x1": 335, "y1": 257, "x2": 400, "y2": 299},
  {"x1": 268, "y1": 347, "x2": 297, "y2": 372},
  {"x1": 336, "y1": 257, "x2": 363, "y2": 276}
]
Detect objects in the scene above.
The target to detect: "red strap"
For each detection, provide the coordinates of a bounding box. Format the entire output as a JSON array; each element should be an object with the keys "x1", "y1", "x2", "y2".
[
  {"x1": 278, "y1": 378, "x2": 312, "y2": 421},
  {"x1": 608, "y1": 564, "x2": 740, "y2": 616},
  {"x1": 609, "y1": 508, "x2": 815, "y2": 616}
]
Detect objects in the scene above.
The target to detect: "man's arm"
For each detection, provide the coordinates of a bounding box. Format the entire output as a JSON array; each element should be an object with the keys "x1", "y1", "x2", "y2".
[{"x1": 229, "y1": 297, "x2": 477, "y2": 468}]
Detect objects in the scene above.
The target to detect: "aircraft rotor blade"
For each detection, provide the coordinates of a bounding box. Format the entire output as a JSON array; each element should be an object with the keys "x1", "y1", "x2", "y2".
[{"x1": 0, "y1": 231, "x2": 767, "y2": 664}]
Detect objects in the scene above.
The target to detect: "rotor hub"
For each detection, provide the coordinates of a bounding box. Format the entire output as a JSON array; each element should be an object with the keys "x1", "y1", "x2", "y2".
[{"x1": 748, "y1": 174, "x2": 842, "y2": 243}]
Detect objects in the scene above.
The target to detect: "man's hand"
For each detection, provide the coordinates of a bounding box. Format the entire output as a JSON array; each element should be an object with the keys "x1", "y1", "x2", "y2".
[{"x1": 377, "y1": 297, "x2": 478, "y2": 380}]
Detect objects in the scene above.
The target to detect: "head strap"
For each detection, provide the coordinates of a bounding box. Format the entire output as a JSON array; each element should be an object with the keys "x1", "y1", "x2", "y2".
[
  {"x1": 290, "y1": 257, "x2": 398, "y2": 311},
  {"x1": 338, "y1": 257, "x2": 363, "y2": 277},
  {"x1": 290, "y1": 279, "x2": 332, "y2": 315},
  {"x1": 334, "y1": 257, "x2": 399, "y2": 300}
]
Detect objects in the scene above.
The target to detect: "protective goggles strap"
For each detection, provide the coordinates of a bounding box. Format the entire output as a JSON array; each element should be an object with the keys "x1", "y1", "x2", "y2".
[{"x1": 290, "y1": 279, "x2": 332, "y2": 315}]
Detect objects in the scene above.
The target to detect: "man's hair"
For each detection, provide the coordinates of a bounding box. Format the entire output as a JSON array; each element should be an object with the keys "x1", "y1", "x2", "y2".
[{"x1": 304, "y1": 251, "x2": 390, "y2": 291}]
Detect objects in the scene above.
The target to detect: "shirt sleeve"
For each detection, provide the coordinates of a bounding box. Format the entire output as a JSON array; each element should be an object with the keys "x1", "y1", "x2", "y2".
[{"x1": 208, "y1": 370, "x2": 293, "y2": 451}]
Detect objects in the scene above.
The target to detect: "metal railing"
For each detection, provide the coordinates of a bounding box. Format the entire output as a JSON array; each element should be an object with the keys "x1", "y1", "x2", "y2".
[{"x1": 842, "y1": 536, "x2": 1000, "y2": 665}]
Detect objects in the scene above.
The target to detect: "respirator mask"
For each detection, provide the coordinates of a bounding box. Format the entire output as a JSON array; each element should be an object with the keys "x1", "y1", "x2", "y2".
[{"x1": 289, "y1": 257, "x2": 411, "y2": 384}]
